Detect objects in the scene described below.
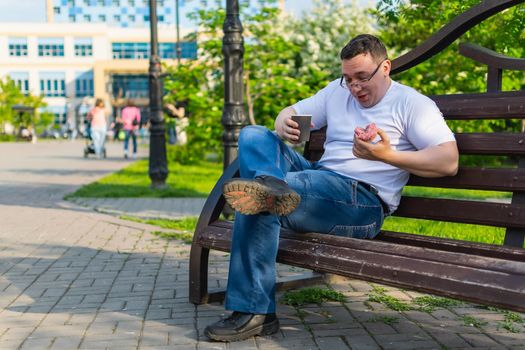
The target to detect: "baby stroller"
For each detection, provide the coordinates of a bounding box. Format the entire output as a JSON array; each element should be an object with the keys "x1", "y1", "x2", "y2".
[{"x1": 83, "y1": 130, "x2": 106, "y2": 158}]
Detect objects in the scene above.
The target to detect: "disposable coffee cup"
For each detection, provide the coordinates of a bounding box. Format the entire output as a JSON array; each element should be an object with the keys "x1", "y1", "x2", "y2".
[{"x1": 291, "y1": 115, "x2": 312, "y2": 142}]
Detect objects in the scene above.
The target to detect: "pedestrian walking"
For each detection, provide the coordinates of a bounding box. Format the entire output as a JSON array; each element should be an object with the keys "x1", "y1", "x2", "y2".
[
  {"x1": 88, "y1": 98, "x2": 108, "y2": 159},
  {"x1": 120, "y1": 99, "x2": 141, "y2": 159}
]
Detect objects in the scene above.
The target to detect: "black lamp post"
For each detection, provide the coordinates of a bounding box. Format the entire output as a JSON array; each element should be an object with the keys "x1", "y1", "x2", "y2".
[
  {"x1": 148, "y1": 0, "x2": 168, "y2": 188},
  {"x1": 222, "y1": 0, "x2": 247, "y2": 169}
]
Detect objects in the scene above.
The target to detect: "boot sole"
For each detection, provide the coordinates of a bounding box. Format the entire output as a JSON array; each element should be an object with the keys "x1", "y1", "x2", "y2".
[
  {"x1": 223, "y1": 180, "x2": 300, "y2": 216},
  {"x1": 204, "y1": 319, "x2": 280, "y2": 342}
]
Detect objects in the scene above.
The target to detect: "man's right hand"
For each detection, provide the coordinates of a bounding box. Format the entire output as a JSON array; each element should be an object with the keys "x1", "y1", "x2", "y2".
[{"x1": 275, "y1": 106, "x2": 304, "y2": 144}]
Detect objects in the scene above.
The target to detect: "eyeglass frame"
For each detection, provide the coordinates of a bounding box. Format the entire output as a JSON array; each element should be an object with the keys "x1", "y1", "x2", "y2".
[{"x1": 339, "y1": 58, "x2": 388, "y2": 90}]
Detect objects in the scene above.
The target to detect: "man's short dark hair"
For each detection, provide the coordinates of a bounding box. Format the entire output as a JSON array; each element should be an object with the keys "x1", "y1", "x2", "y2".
[{"x1": 340, "y1": 34, "x2": 388, "y2": 63}]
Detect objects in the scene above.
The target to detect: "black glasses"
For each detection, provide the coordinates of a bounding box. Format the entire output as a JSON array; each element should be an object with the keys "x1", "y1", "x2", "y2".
[{"x1": 340, "y1": 59, "x2": 386, "y2": 90}]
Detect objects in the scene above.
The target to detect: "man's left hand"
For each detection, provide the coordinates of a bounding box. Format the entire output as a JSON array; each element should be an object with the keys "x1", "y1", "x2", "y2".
[{"x1": 352, "y1": 128, "x2": 392, "y2": 161}]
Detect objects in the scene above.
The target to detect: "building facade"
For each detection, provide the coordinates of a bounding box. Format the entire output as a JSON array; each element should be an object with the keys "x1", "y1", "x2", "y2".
[{"x1": 0, "y1": 0, "x2": 196, "y2": 134}]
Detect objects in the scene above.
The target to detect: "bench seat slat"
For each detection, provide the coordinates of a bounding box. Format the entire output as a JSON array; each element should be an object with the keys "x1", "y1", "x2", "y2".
[
  {"x1": 407, "y1": 167, "x2": 525, "y2": 192},
  {"x1": 197, "y1": 221, "x2": 525, "y2": 312},
  {"x1": 205, "y1": 220, "x2": 525, "y2": 261},
  {"x1": 431, "y1": 91, "x2": 525, "y2": 120},
  {"x1": 395, "y1": 196, "x2": 525, "y2": 228},
  {"x1": 378, "y1": 230, "x2": 525, "y2": 261},
  {"x1": 199, "y1": 221, "x2": 525, "y2": 273}
]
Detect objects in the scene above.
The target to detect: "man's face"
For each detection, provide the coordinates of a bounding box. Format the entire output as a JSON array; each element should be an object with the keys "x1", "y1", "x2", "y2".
[{"x1": 341, "y1": 53, "x2": 391, "y2": 108}]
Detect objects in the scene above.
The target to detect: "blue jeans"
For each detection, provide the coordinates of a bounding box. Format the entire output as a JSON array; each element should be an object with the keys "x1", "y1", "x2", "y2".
[
  {"x1": 124, "y1": 130, "x2": 137, "y2": 154},
  {"x1": 224, "y1": 125, "x2": 385, "y2": 314}
]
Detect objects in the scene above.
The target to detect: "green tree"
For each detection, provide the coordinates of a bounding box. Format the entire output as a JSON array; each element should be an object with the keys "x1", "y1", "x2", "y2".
[
  {"x1": 0, "y1": 78, "x2": 51, "y2": 136},
  {"x1": 163, "y1": 0, "x2": 374, "y2": 162},
  {"x1": 374, "y1": 0, "x2": 525, "y2": 133}
]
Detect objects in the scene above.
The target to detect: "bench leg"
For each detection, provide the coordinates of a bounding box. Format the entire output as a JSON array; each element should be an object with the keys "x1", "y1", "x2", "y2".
[{"x1": 189, "y1": 244, "x2": 211, "y2": 304}]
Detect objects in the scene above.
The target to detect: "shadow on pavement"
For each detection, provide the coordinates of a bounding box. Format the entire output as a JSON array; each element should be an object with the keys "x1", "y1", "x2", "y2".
[{"x1": 0, "y1": 243, "x2": 200, "y2": 345}]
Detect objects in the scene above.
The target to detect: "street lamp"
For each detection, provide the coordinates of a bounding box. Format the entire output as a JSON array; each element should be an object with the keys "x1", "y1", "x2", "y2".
[
  {"x1": 222, "y1": 0, "x2": 247, "y2": 169},
  {"x1": 148, "y1": 0, "x2": 169, "y2": 188}
]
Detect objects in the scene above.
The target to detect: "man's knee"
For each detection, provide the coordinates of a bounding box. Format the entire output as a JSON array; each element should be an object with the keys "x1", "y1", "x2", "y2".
[{"x1": 239, "y1": 125, "x2": 276, "y2": 148}]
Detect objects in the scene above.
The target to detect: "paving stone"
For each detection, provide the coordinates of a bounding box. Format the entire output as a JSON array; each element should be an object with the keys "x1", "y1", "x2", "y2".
[
  {"x1": 1, "y1": 141, "x2": 523, "y2": 350},
  {"x1": 343, "y1": 334, "x2": 381, "y2": 350},
  {"x1": 459, "y1": 332, "x2": 505, "y2": 348},
  {"x1": 316, "y1": 336, "x2": 350, "y2": 350}
]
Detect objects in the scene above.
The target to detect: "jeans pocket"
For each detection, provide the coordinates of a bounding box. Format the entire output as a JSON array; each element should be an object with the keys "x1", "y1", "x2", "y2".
[{"x1": 329, "y1": 222, "x2": 378, "y2": 239}]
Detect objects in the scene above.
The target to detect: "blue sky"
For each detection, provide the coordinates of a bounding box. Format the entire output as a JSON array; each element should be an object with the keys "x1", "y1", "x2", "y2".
[{"x1": 0, "y1": 0, "x2": 376, "y2": 28}]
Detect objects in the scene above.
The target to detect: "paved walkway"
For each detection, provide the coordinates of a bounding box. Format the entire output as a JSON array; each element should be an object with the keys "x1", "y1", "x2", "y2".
[{"x1": 0, "y1": 140, "x2": 523, "y2": 350}]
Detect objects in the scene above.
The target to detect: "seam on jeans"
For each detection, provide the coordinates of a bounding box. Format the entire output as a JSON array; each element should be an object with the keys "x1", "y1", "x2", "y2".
[{"x1": 280, "y1": 142, "x2": 304, "y2": 172}]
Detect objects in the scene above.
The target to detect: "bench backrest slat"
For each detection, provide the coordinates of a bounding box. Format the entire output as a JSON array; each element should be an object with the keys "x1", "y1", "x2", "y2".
[
  {"x1": 456, "y1": 133, "x2": 525, "y2": 155},
  {"x1": 395, "y1": 197, "x2": 525, "y2": 228},
  {"x1": 431, "y1": 92, "x2": 525, "y2": 119},
  {"x1": 407, "y1": 167, "x2": 525, "y2": 192},
  {"x1": 305, "y1": 131, "x2": 525, "y2": 157}
]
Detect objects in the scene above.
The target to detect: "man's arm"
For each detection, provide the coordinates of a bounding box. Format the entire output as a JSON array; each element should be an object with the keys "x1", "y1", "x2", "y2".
[{"x1": 353, "y1": 129, "x2": 459, "y2": 177}]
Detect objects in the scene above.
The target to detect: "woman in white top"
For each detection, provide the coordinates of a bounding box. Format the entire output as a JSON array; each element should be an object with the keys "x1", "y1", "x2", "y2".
[{"x1": 88, "y1": 98, "x2": 108, "y2": 158}]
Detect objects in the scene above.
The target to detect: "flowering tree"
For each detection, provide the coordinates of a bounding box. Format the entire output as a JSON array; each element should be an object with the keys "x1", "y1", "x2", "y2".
[{"x1": 163, "y1": 0, "x2": 374, "y2": 162}]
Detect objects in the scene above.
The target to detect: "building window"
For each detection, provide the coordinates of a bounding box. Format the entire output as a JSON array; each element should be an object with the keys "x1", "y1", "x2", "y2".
[
  {"x1": 112, "y1": 74, "x2": 149, "y2": 99},
  {"x1": 144, "y1": 15, "x2": 149, "y2": 22},
  {"x1": 158, "y1": 15, "x2": 164, "y2": 22},
  {"x1": 68, "y1": 0, "x2": 75, "y2": 5},
  {"x1": 99, "y1": 14, "x2": 106, "y2": 21},
  {"x1": 180, "y1": 41, "x2": 198, "y2": 59},
  {"x1": 69, "y1": 15, "x2": 76, "y2": 22},
  {"x1": 8, "y1": 38, "x2": 28, "y2": 56},
  {"x1": 84, "y1": 14, "x2": 91, "y2": 22},
  {"x1": 39, "y1": 72, "x2": 66, "y2": 97},
  {"x1": 158, "y1": 42, "x2": 197, "y2": 59},
  {"x1": 113, "y1": 0, "x2": 120, "y2": 5},
  {"x1": 98, "y1": 0, "x2": 104, "y2": 5},
  {"x1": 128, "y1": 0, "x2": 135, "y2": 6},
  {"x1": 53, "y1": 7, "x2": 61, "y2": 14},
  {"x1": 84, "y1": 0, "x2": 90, "y2": 5},
  {"x1": 158, "y1": 0, "x2": 164, "y2": 6},
  {"x1": 10, "y1": 72, "x2": 30, "y2": 95},
  {"x1": 38, "y1": 38, "x2": 65, "y2": 57},
  {"x1": 129, "y1": 15, "x2": 135, "y2": 22},
  {"x1": 75, "y1": 72, "x2": 94, "y2": 97},
  {"x1": 74, "y1": 38, "x2": 93, "y2": 56},
  {"x1": 112, "y1": 42, "x2": 149, "y2": 59},
  {"x1": 114, "y1": 15, "x2": 120, "y2": 22}
]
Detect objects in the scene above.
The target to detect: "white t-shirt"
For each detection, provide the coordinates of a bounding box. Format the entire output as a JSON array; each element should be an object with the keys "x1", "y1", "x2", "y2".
[{"x1": 293, "y1": 79, "x2": 455, "y2": 213}]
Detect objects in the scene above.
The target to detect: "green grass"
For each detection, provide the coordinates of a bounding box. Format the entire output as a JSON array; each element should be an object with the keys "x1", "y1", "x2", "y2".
[
  {"x1": 413, "y1": 296, "x2": 463, "y2": 313},
  {"x1": 403, "y1": 186, "x2": 511, "y2": 200},
  {"x1": 281, "y1": 287, "x2": 346, "y2": 307},
  {"x1": 67, "y1": 160, "x2": 222, "y2": 198},
  {"x1": 120, "y1": 215, "x2": 198, "y2": 231},
  {"x1": 367, "y1": 286, "x2": 412, "y2": 311},
  {"x1": 382, "y1": 217, "x2": 506, "y2": 245},
  {"x1": 150, "y1": 231, "x2": 193, "y2": 244},
  {"x1": 68, "y1": 156, "x2": 517, "y2": 246},
  {"x1": 392, "y1": 186, "x2": 510, "y2": 245},
  {"x1": 459, "y1": 315, "x2": 488, "y2": 328},
  {"x1": 367, "y1": 315, "x2": 399, "y2": 325},
  {"x1": 120, "y1": 216, "x2": 198, "y2": 244}
]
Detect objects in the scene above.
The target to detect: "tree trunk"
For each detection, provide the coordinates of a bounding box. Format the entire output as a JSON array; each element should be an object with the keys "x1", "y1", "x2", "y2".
[{"x1": 245, "y1": 71, "x2": 256, "y2": 125}]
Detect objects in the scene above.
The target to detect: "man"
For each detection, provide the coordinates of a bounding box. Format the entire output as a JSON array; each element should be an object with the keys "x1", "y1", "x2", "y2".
[{"x1": 204, "y1": 34, "x2": 459, "y2": 342}]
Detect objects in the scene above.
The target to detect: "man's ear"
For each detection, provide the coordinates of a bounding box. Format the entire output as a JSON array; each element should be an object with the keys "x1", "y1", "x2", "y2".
[{"x1": 383, "y1": 59, "x2": 392, "y2": 76}]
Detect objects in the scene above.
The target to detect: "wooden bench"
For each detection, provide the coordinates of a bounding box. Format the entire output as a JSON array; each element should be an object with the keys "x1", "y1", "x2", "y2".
[{"x1": 189, "y1": 0, "x2": 525, "y2": 312}]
